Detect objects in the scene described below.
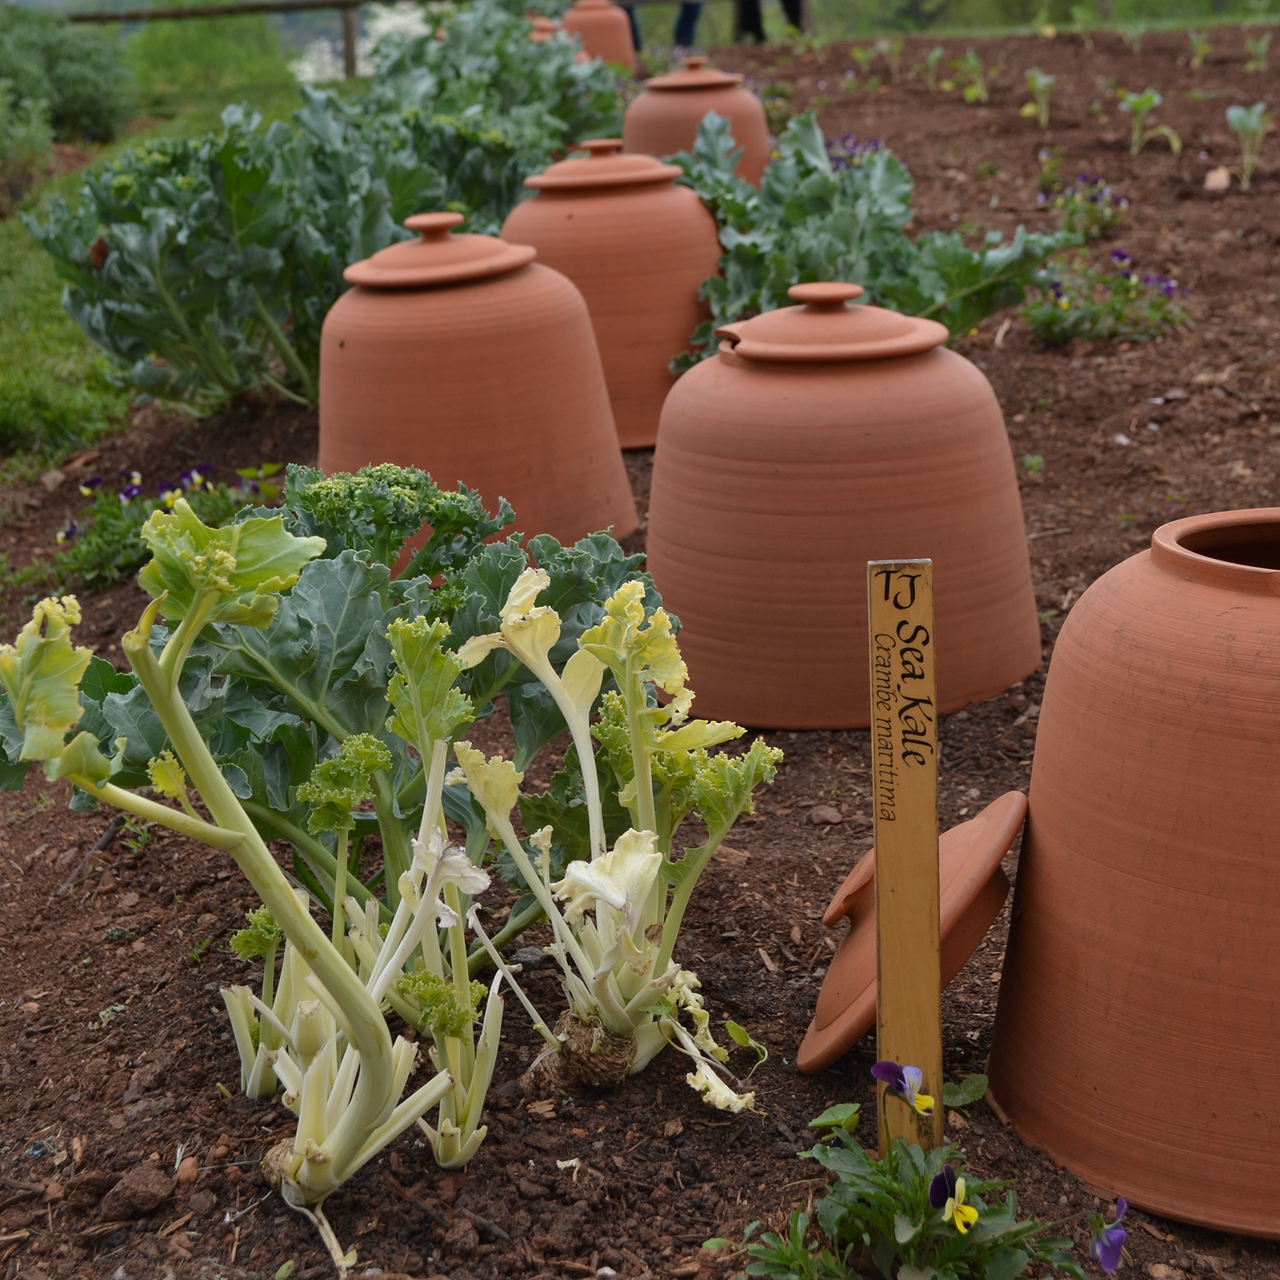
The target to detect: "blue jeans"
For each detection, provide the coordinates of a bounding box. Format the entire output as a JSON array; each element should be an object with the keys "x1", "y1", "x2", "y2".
[{"x1": 622, "y1": 3, "x2": 702, "y2": 50}]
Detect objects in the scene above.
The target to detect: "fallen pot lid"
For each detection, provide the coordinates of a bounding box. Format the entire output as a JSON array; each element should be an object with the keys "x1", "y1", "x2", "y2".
[
  {"x1": 343, "y1": 212, "x2": 536, "y2": 289},
  {"x1": 796, "y1": 791, "x2": 1027, "y2": 1076},
  {"x1": 525, "y1": 139, "x2": 681, "y2": 190},
  {"x1": 717, "y1": 282, "x2": 948, "y2": 363},
  {"x1": 645, "y1": 53, "x2": 743, "y2": 90}
]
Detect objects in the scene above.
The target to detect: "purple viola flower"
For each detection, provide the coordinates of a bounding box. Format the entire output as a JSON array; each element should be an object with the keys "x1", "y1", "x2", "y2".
[
  {"x1": 1089, "y1": 1198, "x2": 1128, "y2": 1274},
  {"x1": 119, "y1": 483, "x2": 141, "y2": 505},
  {"x1": 119, "y1": 469, "x2": 142, "y2": 486},
  {"x1": 928, "y1": 1164, "x2": 957, "y2": 1210},
  {"x1": 870, "y1": 1061, "x2": 934, "y2": 1115},
  {"x1": 1111, "y1": 248, "x2": 1133, "y2": 265},
  {"x1": 78, "y1": 475, "x2": 103, "y2": 498},
  {"x1": 158, "y1": 481, "x2": 182, "y2": 508},
  {"x1": 55, "y1": 519, "x2": 78, "y2": 545}
]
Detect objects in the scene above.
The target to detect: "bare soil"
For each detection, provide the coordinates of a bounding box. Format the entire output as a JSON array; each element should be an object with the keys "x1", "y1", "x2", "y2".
[{"x1": 2, "y1": 25, "x2": 1279, "y2": 1280}]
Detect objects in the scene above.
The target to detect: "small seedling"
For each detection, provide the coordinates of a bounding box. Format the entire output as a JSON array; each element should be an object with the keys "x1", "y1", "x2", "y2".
[
  {"x1": 942, "y1": 1073, "x2": 989, "y2": 1110},
  {"x1": 1121, "y1": 24, "x2": 1146, "y2": 55},
  {"x1": 1023, "y1": 67, "x2": 1056, "y2": 128},
  {"x1": 190, "y1": 936, "x2": 214, "y2": 964},
  {"x1": 849, "y1": 45, "x2": 875, "y2": 74},
  {"x1": 1023, "y1": 455, "x2": 1046, "y2": 477},
  {"x1": 1227, "y1": 101, "x2": 1272, "y2": 191},
  {"x1": 875, "y1": 35, "x2": 904, "y2": 82},
  {"x1": 1188, "y1": 30, "x2": 1211, "y2": 69},
  {"x1": 726, "y1": 1020, "x2": 769, "y2": 1065},
  {"x1": 951, "y1": 48, "x2": 998, "y2": 104},
  {"x1": 924, "y1": 45, "x2": 944, "y2": 92},
  {"x1": 1070, "y1": 4, "x2": 1095, "y2": 48},
  {"x1": 1037, "y1": 145, "x2": 1062, "y2": 192},
  {"x1": 1118, "y1": 88, "x2": 1182, "y2": 155},
  {"x1": 1245, "y1": 32, "x2": 1271, "y2": 73},
  {"x1": 809, "y1": 1102, "x2": 862, "y2": 1133}
]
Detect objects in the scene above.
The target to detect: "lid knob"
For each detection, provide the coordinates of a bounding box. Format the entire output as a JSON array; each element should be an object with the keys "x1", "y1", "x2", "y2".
[
  {"x1": 579, "y1": 138, "x2": 623, "y2": 157},
  {"x1": 788, "y1": 281, "x2": 866, "y2": 311},
  {"x1": 682, "y1": 54, "x2": 708, "y2": 70},
  {"x1": 405, "y1": 211, "x2": 465, "y2": 242}
]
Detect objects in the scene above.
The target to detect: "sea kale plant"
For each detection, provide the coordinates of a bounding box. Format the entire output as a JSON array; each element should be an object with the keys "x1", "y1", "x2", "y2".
[
  {"x1": 0, "y1": 464, "x2": 672, "y2": 1263},
  {"x1": 454, "y1": 570, "x2": 781, "y2": 1107},
  {"x1": 746, "y1": 1063, "x2": 1119, "y2": 1280},
  {"x1": 672, "y1": 112, "x2": 1078, "y2": 367}
]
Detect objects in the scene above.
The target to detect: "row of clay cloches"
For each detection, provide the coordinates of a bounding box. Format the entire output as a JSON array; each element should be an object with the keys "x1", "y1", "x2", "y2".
[
  {"x1": 501, "y1": 139, "x2": 719, "y2": 449},
  {"x1": 317, "y1": 212, "x2": 636, "y2": 546},
  {"x1": 560, "y1": 0, "x2": 634, "y2": 70}
]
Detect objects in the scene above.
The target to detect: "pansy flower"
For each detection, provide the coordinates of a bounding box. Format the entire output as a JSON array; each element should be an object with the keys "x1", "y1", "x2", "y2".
[
  {"x1": 158, "y1": 482, "x2": 182, "y2": 508},
  {"x1": 119, "y1": 469, "x2": 142, "y2": 486},
  {"x1": 78, "y1": 475, "x2": 103, "y2": 498},
  {"x1": 118, "y1": 483, "x2": 141, "y2": 505},
  {"x1": 870, "y1": 1061, "x2": 934, "y2": 1116},
  {"x1": 1089, "y1": 1198, "x2": 1128, "y2": 1274},
  {"x1": 55, "y1": 519, "x2": 78, "y2": 545}
]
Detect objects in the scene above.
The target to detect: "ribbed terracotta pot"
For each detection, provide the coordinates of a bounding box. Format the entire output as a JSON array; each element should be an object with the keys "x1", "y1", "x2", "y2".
[
  {"x1": 988, "y1": 508, "x2": 1280, "y2": 1240},
  {"x1": 623, "y1": 56, "x2": 770, "y2": 185},
  {"x1": 319, "y1": 212, "x2": 636, "y2": 546},
  {"x1": 501, "y1": 139, "x2": 720, "y2": 449},
  {"x1": 560, "y1": 0, "x2": 635, "y2": 70},
  {"x1": 645, "y1": 282, "x2": 1040, "y2": 729}
]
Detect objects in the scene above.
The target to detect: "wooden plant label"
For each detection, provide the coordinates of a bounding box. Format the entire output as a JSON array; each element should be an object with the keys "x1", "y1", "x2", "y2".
[{"x1": 868, "y1": 559, "x2": 944, "y2": 1153}]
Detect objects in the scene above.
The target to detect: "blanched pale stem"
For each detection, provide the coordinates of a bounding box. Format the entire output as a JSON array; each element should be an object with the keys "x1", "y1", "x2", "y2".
[
  {"x1": 467, "y1": 909, "x2": 560, "y2": 1050},
  {"x1": 654, "y1": 829, "x2": 729, "y2": 977},
  {"x1": 344, "y1": 1068, "x2": 456, "y2": 1181},
  {"x1": 261, "y1": 935, "x2": 278, "y2": 1029},
  {"x1": 590, "y1": 960, "x2": 635, "y2": 1036},
  {"x1": 121, "y1": 617, "x2": 394, "y2": 1192},
  {"x1": 72, "y1": 778, "x2": 246, "y2": 851},
  {"x1": 625, "y1": 661, "x2": 657, "y2": 838},
  {"x1": 332, "y1": 828, "x2": 349, "y2": 955},
  {"x1": 466, "y1": 896, "x2": 544, "y2": 977},
  {"x1": 419, "y1": 741, "x2": 449, "y2": 849}
]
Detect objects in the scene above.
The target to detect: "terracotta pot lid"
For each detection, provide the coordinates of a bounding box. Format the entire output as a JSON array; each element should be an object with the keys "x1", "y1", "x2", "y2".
[
  {"x1": 717, "y1": 283, "x2": 949, "y2": 363},
  {"x1": 645, "y1": 53, "x2": 743, "y2": 90},
  {"x1": 343, "y1": 212, "x2": 536, "y2": 289},
  {"x1": 525, "y1": 138, "x2": 681, "y2": 190},
  {"x1": 795, "y1": 791, "x2": 1026, "y2": 1075}
]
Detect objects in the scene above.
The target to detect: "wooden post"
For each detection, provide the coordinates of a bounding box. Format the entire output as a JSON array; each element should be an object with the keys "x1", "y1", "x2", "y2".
[
  {"x1": 342, "y1": 2, "x2": 358, "y2": 78},
  {"x1": 868, "y1": 559, "x2": 943, "y2": 1154}
]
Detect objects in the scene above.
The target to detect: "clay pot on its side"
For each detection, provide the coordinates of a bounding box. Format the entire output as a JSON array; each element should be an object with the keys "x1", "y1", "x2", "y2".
[
  {"x1": 988, "y1": 508, "x2": 1280, "y2": 1239},
  {"x1": 560, "y1": 0, "x2": 635, "y2": 70},
  {"x1": 623, "y1": 56, "x2": 770, "y2": 185},
  {"x1": 319, "y1": 212, "x2": 636, "y2": 546},
  {"x1": 645, "y1": 282, "x2": 1040, "y2": 729},
  {"x1": 501, "y1": 139, "x2": 720, "y2": 449}
]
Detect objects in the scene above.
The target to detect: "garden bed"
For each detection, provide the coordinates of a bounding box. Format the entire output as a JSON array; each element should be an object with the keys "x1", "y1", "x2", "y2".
[{"x1": 1, "y1": 23, "x2": 1279, "y2": 1280}]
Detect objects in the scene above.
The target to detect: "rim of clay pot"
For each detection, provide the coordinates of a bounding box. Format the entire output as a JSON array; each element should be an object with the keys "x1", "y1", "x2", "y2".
[
  {"x1": 342, "y1": 212, "x2": 536, "y2": 289},
  {"x1": 795, "y1": 791, "x2": 1026, "y2": 1075},
  {"x1": 525, "y1": 139, "x2": 682, "y2": 190},
  {"x1": 645, "y1": 54, "x2": 743, "y2": 90},
  {"x1": 1150, "y1": 507, "x2": 1280, "y2": 595},
  {"x1": 716, "y1": 282, "x2": 949, "y2": 364}
]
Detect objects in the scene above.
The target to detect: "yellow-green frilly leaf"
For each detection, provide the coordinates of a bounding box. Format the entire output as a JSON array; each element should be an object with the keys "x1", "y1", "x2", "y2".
[
  {"x1": 148, "y1": 749, "x2": 188, "y2": 798},
  {"x1": 691, "y1": 738, "x2": 783, "y2": 835},
  {"x1": 138, "y1": 499, "x2": 326, "y2": 627},
  {"x1": 296, "y1": 732, "x2": 392, "y2": 834},
  {"x1": 386, "y1": 616, "x2": 474, "y2": 753},
  {"x1": 0, "y1": 596, "x2": 92, "y2": 762},
  {"x1": 230, "y1": 904, "x2": 281, "y2": 960},
  {"x1": 395, "y1": 970, "x2": 487, "y2": 1037},
  {"x1": 45, "y1": 731, "x2": 123, "y2": 785},
  {"x1": 450, "y1": 741, "x2": 523, "y2": 834}
]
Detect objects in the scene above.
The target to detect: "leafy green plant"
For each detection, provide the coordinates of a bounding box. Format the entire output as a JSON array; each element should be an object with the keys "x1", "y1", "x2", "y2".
[
  {"x1": 875, "y1": 36, "x2": 904, "y2": 83},
  {"x1": 1021, "y1": 250, "x2": 1190, "y2": 346},
  {"x1": 0, "y1": 6, "x2": 134, "y2": 142},
  {"x1": 759, "y1": 81, "x2": 795, "y2": 134},
  {"x1": 1120, "y1": 24, "x2": 1146, "y2": 55},
  {"x1": 1021, "y1": 68, "x2": 1055, "y2": 129},
  {"x1": 1022, "y1": 454, "x2": 1045, "y2": 478},
  {"x1": 950, "y1": 49, "x2": 997, "y2": 104},
  {"x1": 1040, "y1": 174, "x2": 1127, "y2": 240},
  {"x1": 1188, "y1": 30, "x2": 1212, "y2": 69},
  {"x1": 1036, "y1": 146, "x2": 1061, "y2": 194},
  {"x1": 457, "y1": 571, "x2": 781, "y2": 1106},
  {"x1": 672, "y1": 113, "x2": 1078, "y2": 366},
  {"x1": 1117, "y1": 88, "x2": 1181, "y2": 155},
  {"x1": 1245, "y1": 32, "x2": 1272, "y2": 73},
  {"x1": 942, "y1": 1072, "x2": 988, "y2": 1109},
  {"x1": 849, "y1": 46, "x2": 876, "y2": 75},
  {"x1": 1069, "y1": 4, "x2": 1095, "y2": 48},
  {"x1": 0, "y1": 79, "x2": 52, "y2": 215},
  {"x1": 1227, "y1": 101, "x2": 1271, "y2": 190},
  {"x1": 924, "y1": 46, "x2": 945, "y2": 93}
]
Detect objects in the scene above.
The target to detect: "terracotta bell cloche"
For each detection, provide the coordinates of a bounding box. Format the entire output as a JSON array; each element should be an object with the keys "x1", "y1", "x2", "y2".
[
  {"x1": 501, "y1": 139, "x2": 720, "y2": 449},
  {"x1": 798, "y1": 791, "x2": 1025, "y2": 1074},
  {"x1": 560, "y1": 0, "x2": 635, "y2": 71},
  {"x1": 645, "y1": 282, "x2": 1040, "y2": 729},
  {"x1": 318, "y1": 212, "x2": 636, "y2": 546},
  {"x1": 623, "y1": 55, "x2": 770, "y2": 185},
  {"x1": 988, "y1": 508, "x2": 1280, "y2": 1240}
]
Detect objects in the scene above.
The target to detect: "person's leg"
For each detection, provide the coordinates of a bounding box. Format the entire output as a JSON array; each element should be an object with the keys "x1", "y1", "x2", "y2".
[
  {"x1": 780, "y1": 0, "x2": 803, "y2": 29},
  {"x1": 623, "y1": 4, "x2": 642, "y2": 50},
  {"x1": 673, "y1": 2, "x2": 702, "y2": 47},
  {"x1": 734, "y1": 0, "x2": 765, "y2": 41}
]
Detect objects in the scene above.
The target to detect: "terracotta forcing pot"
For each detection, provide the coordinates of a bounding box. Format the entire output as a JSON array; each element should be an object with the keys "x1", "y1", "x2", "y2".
[
  {"x1": 560, "y1": 0, "x2": 635, "y2": 70},
  {"x1": 319, "y1": 212, "x2": 636, "y2": 545},
  {"x1": 623, "y1": 56, "x2": 770, "y2": 186},
  {"x1": 645, "y1": 282, "x2": 1040, "y2": 729},
  {"x1": 501, "y1": 139, "x2": 720, "y2": 449},
  {"x1": 987, "y1": 508, "x2": 1280, "y2": 1240}
]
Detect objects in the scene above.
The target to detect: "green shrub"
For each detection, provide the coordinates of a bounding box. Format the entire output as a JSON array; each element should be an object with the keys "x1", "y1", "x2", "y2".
[
  {"x1": 1021, "y1": 250, "x2": 1190, "y2": 345},
  {"x1": 0, "y1": 79, "x2": 52, "y2": 214},
  {"x1": 0, "y1": 7, "x2": 134, "y2": 142},
  {"x1": 672, "y1": 112, "x2": 1079, "y2": 366},
  {"x1": 128, "y1": 5, "x2": 294, "y2": 101}
]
